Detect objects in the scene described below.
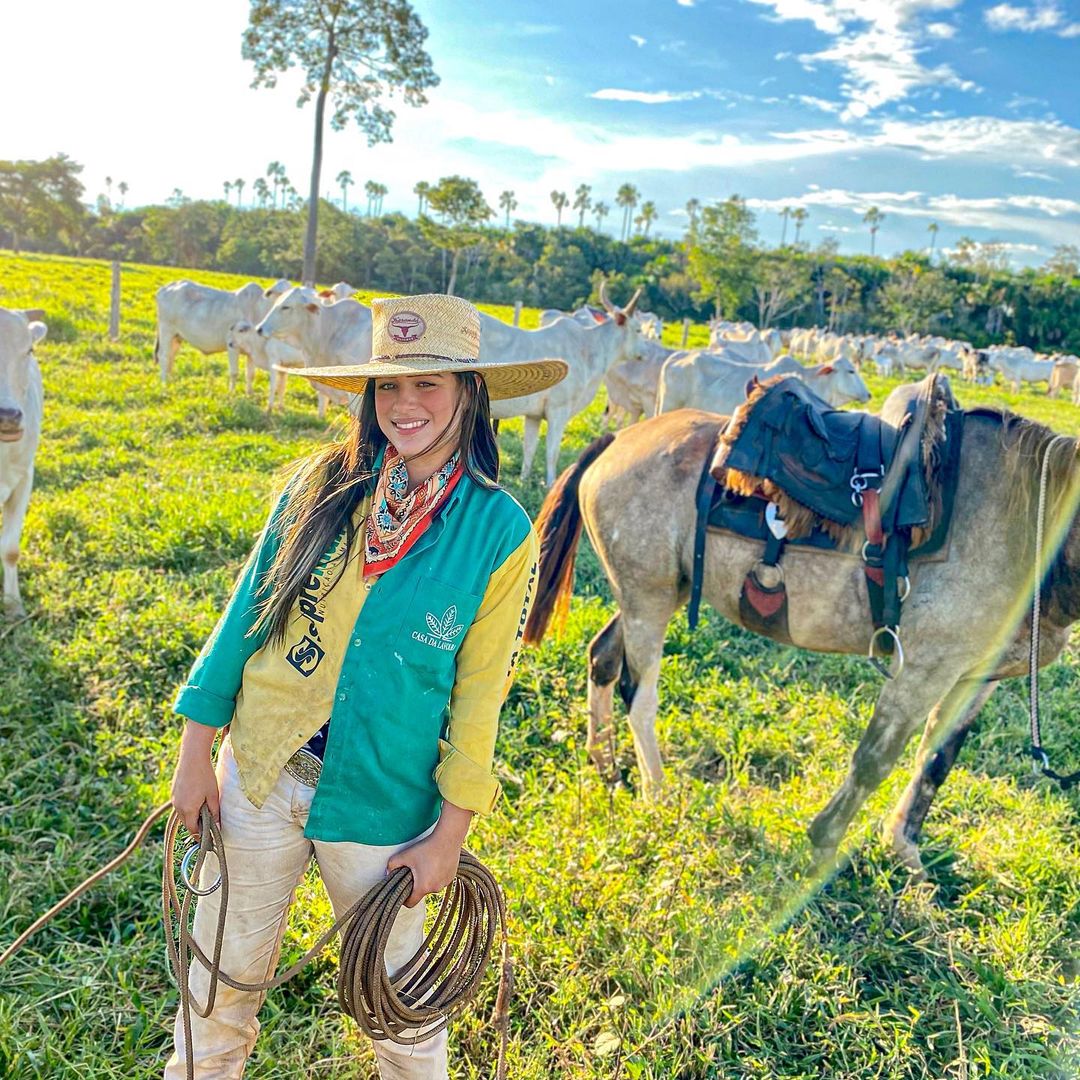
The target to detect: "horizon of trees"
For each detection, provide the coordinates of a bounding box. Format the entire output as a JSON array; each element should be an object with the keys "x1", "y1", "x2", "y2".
[{"x1": 2, "y1": 154, "x2": 1079, "y2": 351}]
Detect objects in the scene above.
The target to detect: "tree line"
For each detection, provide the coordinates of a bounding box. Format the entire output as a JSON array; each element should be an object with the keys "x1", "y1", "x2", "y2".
[{"x1": 1, "y1": 155, "x2": 1078, "y2": 352}]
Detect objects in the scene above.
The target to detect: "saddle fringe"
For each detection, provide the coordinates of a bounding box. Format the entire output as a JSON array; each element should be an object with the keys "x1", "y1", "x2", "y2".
[{"x1": 713, "y1": 373, "x2": 953, "y2": 551}]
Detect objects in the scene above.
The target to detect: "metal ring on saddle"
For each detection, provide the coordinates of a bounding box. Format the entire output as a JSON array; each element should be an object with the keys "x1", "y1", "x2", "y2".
[
  {"x1": 180, "y1": 840, "x2": 222, "y2": 897},
  {"x1": 868, "y1": 626, "x2": 905, "y2": 680},
  {"x1": 751, "y1": 558, "x2": 783, "y2": 586}
]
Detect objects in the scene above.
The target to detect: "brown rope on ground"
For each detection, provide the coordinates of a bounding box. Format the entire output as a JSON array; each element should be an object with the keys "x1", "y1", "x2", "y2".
[{"x1": 2, "y1": 803, "x2": 510, "y2": 1080}]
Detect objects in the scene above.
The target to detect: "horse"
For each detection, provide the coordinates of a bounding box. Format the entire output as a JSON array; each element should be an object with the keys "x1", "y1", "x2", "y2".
[{"x1": 523, "y1": 400, "x2": 1080, "y2": 876}]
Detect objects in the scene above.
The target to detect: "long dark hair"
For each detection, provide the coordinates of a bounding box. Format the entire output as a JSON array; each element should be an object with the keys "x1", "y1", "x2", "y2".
[{"x1": 251, "y1": 373, "x2": 499, "y2": 645}]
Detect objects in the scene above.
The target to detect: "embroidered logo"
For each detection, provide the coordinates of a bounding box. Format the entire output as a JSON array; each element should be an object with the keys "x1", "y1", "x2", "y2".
[
  {"x1": 388, "y1": 311, "x2": 426, "y2": 343},
  {"x1": 411, "y1": 605, "x2": 464, "y2": 651}
]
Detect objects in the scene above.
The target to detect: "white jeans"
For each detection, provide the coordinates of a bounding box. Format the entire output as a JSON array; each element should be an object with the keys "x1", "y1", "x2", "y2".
[{"x1": 165, "y1": 738, "x2": 447, "y2": 1080}]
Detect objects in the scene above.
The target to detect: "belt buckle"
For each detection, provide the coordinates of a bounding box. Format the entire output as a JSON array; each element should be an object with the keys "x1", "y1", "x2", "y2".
[{"x1": 283, "y1": 748, "x2": 323, "y2": 788}]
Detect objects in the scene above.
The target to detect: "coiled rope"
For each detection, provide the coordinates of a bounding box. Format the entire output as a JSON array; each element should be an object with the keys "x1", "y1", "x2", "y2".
[{"x1": 1, "y1": 803, "x2": 510, "y2": 1080}]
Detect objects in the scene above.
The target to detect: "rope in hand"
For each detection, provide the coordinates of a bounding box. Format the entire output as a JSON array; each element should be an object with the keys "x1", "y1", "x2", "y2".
[{"x1": 0, "y1": 803, "x2": 511, "y2": 1080}]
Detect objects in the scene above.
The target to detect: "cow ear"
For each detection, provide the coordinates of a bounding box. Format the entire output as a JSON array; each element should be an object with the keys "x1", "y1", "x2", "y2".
[
  {"x1": 305, "y1": 302, "x2": 320, "y2": 313},
  {"x1": 21, "y1": 308, "x2": 46, "y2": 322},
  {"x1": 264, "y1": 288, "x2": 277, "y2": 298},
  {"x1": 318, "y1": 289, "x2": 333, "y2": 299},
  {"x1": 819, "y1": 364, "x2": 834, "y2": 374},
  {"x1": 29, "y1": 321, "x2": 48, "y2": 345}
]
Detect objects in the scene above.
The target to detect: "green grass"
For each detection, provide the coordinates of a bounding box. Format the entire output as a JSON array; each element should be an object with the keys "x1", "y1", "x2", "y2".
[{"x1": 1, "y1": 251, "x2": 1079, "y2": 1078}]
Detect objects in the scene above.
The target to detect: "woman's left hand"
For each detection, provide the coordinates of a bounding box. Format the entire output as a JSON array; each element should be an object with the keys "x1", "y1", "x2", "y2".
[{"x1": 386, "y1": 800, "x2": 474, "y2": 908}]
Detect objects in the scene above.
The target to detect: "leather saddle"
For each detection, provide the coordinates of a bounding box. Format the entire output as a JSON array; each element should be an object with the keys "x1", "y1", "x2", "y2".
[{"x1": 689, "y1": 373, "x2": 964, "y2": 677}]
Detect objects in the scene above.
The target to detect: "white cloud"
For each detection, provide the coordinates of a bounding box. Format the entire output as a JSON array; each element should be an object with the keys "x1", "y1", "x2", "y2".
[
  {"x1": 630, "y1": 34, "x2": 647, "y2": 46},
  {"x1": 677, "y1": 0, "x2": 697, "y2": 6},
  {"x1": 1060, "y1": 21, "x2": 1080, "y2": 35},
  {"x1": 796, "y1": 94, "x2": 842, "y2": 112},
  {"x1": 591, "y1": 88, "x2": 702, "y2": 104},
  {"x1": 984, "y1": 2, "x2": 1062, "y2": 31},
  {"x1": 748, "y1": 0, "x2": 975, "y2": 120}
]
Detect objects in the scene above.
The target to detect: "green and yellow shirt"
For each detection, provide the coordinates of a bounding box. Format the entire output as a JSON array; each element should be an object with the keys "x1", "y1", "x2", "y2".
[{"x1": 173, "y1": 469, "x2": 538, "y2": 845}]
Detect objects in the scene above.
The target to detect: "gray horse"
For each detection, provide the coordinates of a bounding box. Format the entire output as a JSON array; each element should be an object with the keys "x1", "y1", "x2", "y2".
[{"x1": 524, "y1": 401, "x2": 1080, "y2": 875}]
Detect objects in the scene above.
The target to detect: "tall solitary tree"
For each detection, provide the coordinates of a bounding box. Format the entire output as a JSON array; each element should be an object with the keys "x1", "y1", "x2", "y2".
[
  {"x1": 336, "y1": 169, "x2": 354, "y2": 212},
  {"x1": 863, "y1": 205, "x2": 884, "y2": 255},
  {"x1": 685, "y1": 197, "x2": 701, "y2": 238},
  {"x1": 223, "y1": 180, "x2": 233, "y2": 203},
  {"x1": 780, "y1": 205, "x2": 794, "y2": 246},
  {"x1": 639, "y1": 200, "x2": 657, "y2": 236},
  {"x1": 573, "y1": 183, "x2": 592, "y2": 228},
  {"x1": 234, "y1": 177, "x2": 245, "y2": 208},
  {"x1": 792, "y1": 206, "x2": 808, "y2": 245},
  {"x1": 616, "y1": 183, "x2": 639, "y2": 242},
  {"x1": 499, "y1": 189, "x2": 517, "y2": 229},
  {"x1": 550, "y1": 190, "x2": 569, "y2": 225},
  {"x1": 266, "y1": 161, "x2": 286, "y2": 209},
  {"x1": 593, "y1": 201, "x2": 609, "y2": 232},
  {"x1": 364, "y1": 179, "x2": 379, "y2": 216},
  {"x1": 413, "y1": 180, "x2": 431, "y2": 216},
  {"x1": 927, "y1": 221, "x2": 939, "y2": 259},
  {"x1": 243, "y1": 0, "x2": 438, "y2": 285},
  {"x1": 117, "y1": 180, "x2": 129, "y2": 208}
]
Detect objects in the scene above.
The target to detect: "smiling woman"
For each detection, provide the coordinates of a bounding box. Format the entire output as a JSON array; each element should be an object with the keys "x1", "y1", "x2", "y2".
[{"x1": 164, "y1": 293, "x2": 566, "y2": 1079}]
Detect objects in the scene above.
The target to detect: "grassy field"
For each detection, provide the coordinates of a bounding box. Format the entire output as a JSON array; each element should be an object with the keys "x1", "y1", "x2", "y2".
[{"x1": 1, "y1": 251, "x2": 1079, "y2": 1078}]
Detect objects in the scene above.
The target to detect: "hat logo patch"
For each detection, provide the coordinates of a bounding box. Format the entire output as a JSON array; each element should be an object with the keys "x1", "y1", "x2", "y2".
[{"x1": 388, "y1": 311, "x2": 426, "y2": 343}]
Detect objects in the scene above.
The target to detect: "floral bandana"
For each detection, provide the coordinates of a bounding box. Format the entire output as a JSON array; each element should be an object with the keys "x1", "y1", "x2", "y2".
[{"x1": 364, "y1": 446, "x2": 463, "y2": 577}]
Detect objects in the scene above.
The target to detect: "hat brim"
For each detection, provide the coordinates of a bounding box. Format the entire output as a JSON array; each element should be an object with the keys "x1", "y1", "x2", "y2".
[{"x1": 285, "y1": 357, "x2": 569, "y2": 401}]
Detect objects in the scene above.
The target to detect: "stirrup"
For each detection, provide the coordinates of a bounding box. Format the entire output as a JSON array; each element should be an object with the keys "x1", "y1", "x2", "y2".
[{"x1": 868, "y1": 626, "x2": 904, "y2": 679}]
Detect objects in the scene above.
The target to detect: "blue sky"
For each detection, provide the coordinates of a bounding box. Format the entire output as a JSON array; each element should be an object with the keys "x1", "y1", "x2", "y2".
[{"x1": 4, "y1": 0, "x2": 1079, "y2": 266}]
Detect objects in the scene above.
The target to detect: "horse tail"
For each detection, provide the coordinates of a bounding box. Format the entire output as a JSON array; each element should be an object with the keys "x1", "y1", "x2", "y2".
[{"x1": 524, "y1": 431, "x2": 616, "y2": 645}]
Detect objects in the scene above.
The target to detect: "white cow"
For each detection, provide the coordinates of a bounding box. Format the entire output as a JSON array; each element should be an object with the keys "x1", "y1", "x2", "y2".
[
  {"x1": 319, "y1": 281, "x2": 357, "y2": 303},
  {"x1": 485, "y1": 283, "x2": 645, "y2": 483},
  {"x1": 538, "y1": 305, "x2": 605, "y2": 328},
  {"x1": 605, "y1": 337, "x2": 673, "y2": 427},
  {"x1": 255, "y1": 287, "x2": 371, "y2": 415},
  {"x1": 155, "y1": 278, "x2": 292, "y2": 391},
  {"x1": 987, "y1": 346, "x2": 1053, "y2": 392},
  {"x1": 658, "y1": 352, "x2": 870, "y2": 416},
  {"x1": 1049, "y1": 357, "x2": 1078, "y2": 398},
  {"x1": 226, "y1": 321, "x2": 307, "y2": 412},
  {"x1": 0, "y1": 308, "x2": 47, "y2": 617}
]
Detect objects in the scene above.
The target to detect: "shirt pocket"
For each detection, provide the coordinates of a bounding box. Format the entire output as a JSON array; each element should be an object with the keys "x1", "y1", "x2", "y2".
[{"x1": 394, "y1": 574, "x2": 483, "y2": 675}]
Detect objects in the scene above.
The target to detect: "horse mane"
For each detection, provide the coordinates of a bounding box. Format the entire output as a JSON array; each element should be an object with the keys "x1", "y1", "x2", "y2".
[{"x1": 969, "y1": 407, "x2": 1080, "y2": 542}]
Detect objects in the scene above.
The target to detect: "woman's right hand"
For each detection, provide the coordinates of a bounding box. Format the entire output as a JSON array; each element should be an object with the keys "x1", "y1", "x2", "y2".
[{"x1": 171, "y1": 720, "x2": 221, "y2": 837}]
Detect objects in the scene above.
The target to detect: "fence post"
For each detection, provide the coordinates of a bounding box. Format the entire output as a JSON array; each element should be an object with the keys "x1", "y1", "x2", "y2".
[
  {"x1": 681, "y1": 317, "x2": 690, "y2": 347},
  {"x1": 513, "y1": 300, "x2": 523, "y2": 327},
  {"x1": 109, "y1": 261, "x2": 121, "y2": 341}
]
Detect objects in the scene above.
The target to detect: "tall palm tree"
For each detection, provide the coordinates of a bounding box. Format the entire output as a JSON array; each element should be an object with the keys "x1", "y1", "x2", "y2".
[
  {"x1": 413, "y1": 180, "x2": 431, "y2": 217},
  {"x1": 223, "y1": 179, "x2": 232, "y2": 203},
  {"x1": 266, "y1": 162, "x2": 286, "y2": 209},
  {"x1": 117, "y1": 181, "x2": 128, "y2": 209},
  {"x1": 253, "y1": 177, "x2": 270, "y2": 207},
  {"x1": 336, "y1": 170, "x2": 354, "y2": 212},
  {"x1": 863, "y1": 206, "x2": 885, "y2": 255},
  {"x1": 685, "y1": 197, "x2": 701, "y2": 236},
  {"x1": 499, "y1": 190, "x2": 517, "y2": 229},
  {"x1": 780, "y1": 205, "x2": 794, "y2": 246},
  {"x1": 615, "y1": 183, "x2": 639, "y2": 241},
  {"x1": 792, "y1": 207, "x2": 809, "y2": 245},
  {"x1": 639, "y1": 200, "x2": 657, "y2": 236},
  {"x1": 593, "y1": 201, "x2": 609, "y2": 232},
  {"x1": 551, "y1": 190, "x2": 569, "y2": 225},
  {"x1": 234, "y1": 178, "x2": 245, "y2": 208},
  {"x1": 927, "y1": 221, "x2": 939, "y2": 259},
  {"x1": 364, "y1": 179, "x2": 379, "y2": 217},
  {"x1": 573, "y1": 183, "x2": 592, "y2": 228},
  {"x1": 373, "y1": 183, "x2": 388, "y2": 216},
  {"x1": 105, "y1": 176, "x2": 113, "y2": 207}
]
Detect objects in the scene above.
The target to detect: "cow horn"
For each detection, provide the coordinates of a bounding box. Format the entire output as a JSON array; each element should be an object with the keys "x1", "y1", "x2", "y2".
[
  {"x1": 624, "y1": 287, "x2": 643, "y2": 317},
  {"x1": 598, "y1": 278, "x2": 615, "y2": 314}
]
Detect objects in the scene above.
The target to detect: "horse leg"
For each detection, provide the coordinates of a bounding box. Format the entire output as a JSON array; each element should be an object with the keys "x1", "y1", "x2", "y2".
[
  {"x1": 883, "y1": 679, "x2": 997, "y2": 875},
  {"x1": 587, "y1": 614, "x2": 627, "y2": 784},
  {"x1": 807, "y1": 662, "x2": 958, "y2": 861},
  {"x1": 620, "y1": 597, "x2": 679, "y2": 797},
  {"x1": 520, "y1": 415, "x2": 542, "y2": 482}
]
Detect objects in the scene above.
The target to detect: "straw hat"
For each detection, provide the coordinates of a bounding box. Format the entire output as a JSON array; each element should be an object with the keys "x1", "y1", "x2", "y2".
[{"x1": 292, "y1": 294, "x2": 568, "y2": 401}]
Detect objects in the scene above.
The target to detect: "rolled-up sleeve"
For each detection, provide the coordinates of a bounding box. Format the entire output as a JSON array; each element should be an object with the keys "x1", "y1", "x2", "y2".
[
  {"x1": 173, "y1": 488, "x2": 291, "y2": 728},
  {"x1": 434, "y1": 527, "x2": 538, "y2": 814}
]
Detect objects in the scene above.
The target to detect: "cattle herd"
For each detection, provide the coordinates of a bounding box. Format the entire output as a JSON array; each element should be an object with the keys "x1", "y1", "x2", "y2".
[{"x1": 0, "y1": 276, "x2": 1078, "y2": 620}]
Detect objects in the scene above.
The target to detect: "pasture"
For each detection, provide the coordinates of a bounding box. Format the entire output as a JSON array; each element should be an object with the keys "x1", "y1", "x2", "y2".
[{"x1": 1, "y1": 251, "x2": 1079, "y2": 1078}]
